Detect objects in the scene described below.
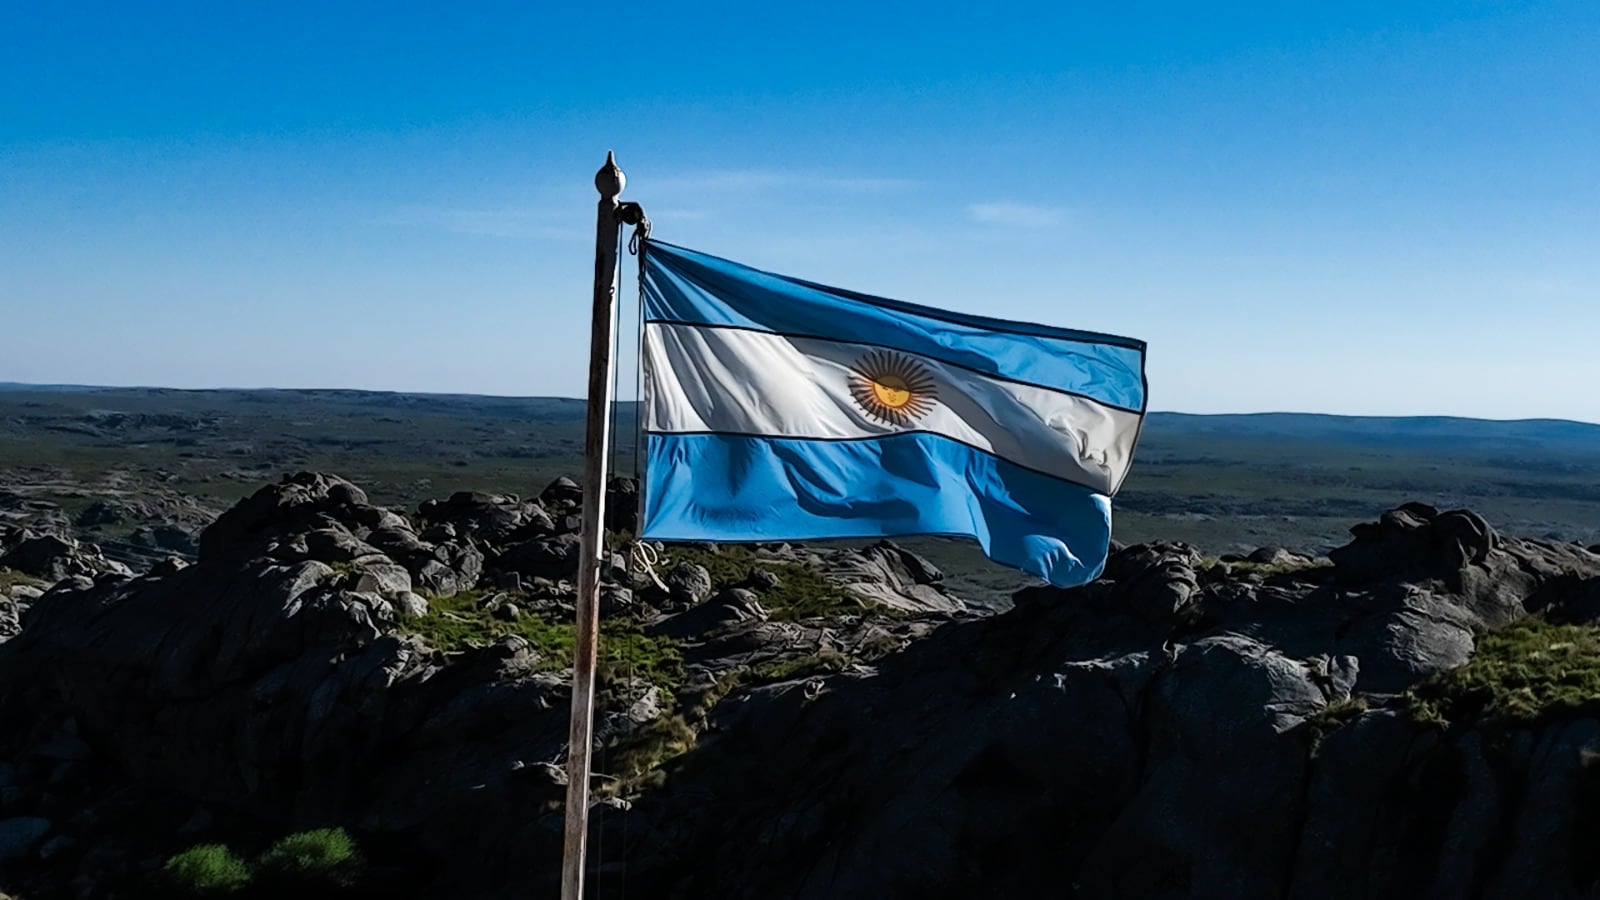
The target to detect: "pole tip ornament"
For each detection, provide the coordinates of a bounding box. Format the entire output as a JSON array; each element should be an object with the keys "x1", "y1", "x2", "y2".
[{"x1": 595, "y1": 151, "x2": 625, "y2": 200}]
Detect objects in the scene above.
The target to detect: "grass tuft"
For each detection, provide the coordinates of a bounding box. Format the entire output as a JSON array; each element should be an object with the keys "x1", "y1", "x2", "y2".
[
  {"x1": 161, "y1": 844, "x2": 251, "y2": 894},
  {"x1": 598, "y1": 713, "x2": 698, "y2": 798},
  {"x1": 1305, "y1": 696, "x2": 1370, "y2": 752},
  {"x1": 1406, "y1": 619, "x2": 1600, "y2": 728},
  {"x1": 398, "y1": 589, "x2": 683, "y2": 698},
  {"x1": 255, "y1": 827, "x2": 360, "y2": 887},
  {"x1": 0, "y1": 567, "x2": 48, "y2": 592}
]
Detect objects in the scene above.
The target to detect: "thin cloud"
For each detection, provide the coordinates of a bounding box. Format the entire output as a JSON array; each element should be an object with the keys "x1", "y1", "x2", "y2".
[
  {"x1": 649, "y1": 208, "x2": 714, "y2": 223},
  {"x1": 651, "y1": 170, "x2": 917, "y2": 194},
  {"x1": 375, "y1": 207, "x2": 583, "y2": 240},
  {"x1": 968, "y1": 202, "x2": 1064, "y2": 228}
]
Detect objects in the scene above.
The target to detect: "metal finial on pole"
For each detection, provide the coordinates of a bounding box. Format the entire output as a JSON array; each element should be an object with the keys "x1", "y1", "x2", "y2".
[{"x1": 560, "y1": 151, "x2": 627, "y2": 900}]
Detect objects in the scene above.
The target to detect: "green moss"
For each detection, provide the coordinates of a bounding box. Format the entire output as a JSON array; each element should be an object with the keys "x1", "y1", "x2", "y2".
[
  {"x1": 1305, "y1": 697, "x2": 1370, "y2": 752},
  {"x1": 161, "y1": 844, "x2": 251, "y2": 894},
  {"x1": 656, "y1": 544, "x2": 863, "y2": 620},
  {"x1": 1407, "y1": 619, "x2": 1600, "y2": 728},
  {"x1": 399, "y1": 589, "x2": 683, "y2": 697},
  {"x1": 0, "y1": 568, "x2": 47, "y2": 592},
  {"x1": 254, "y1": 827, "x2": 360, "y2": 888}
]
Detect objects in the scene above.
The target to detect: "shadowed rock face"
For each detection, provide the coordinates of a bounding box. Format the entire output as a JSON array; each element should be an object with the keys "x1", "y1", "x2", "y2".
[{"x1": 2, "y1": 475, "x2": 1600, "y2": 899}]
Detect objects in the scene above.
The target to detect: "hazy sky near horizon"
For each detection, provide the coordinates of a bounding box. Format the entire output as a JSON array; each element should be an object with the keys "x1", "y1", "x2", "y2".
[{"x1": 3, "y1": 2, "x2": 1597, "y2": 421}]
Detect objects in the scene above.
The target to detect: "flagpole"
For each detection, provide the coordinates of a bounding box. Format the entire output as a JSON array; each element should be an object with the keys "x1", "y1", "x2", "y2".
[{"x1": 560, "y1": 150, "x2": 626, "y2": 900}]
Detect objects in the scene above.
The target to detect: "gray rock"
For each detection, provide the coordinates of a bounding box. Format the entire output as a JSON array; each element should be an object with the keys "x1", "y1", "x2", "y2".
[
  {"x1": 0, "y1": 533, "x2": 130, "y2": 582},
  {"x1": 1247, "y1": 546, "x2": 1314, "y2": 567},
  {"x1": 1107, "y1": 541, "x2": 1202, "y2": 627},
  {"x1": 37, "y1": 833, "x2": 74, "y2": 860},
  {"x1": 665, "y1": 562, "x2": 714, "y2": 606},
  {"x1": 828, "y1": 541, "x2": 966, "y2": 614},
  {"x1": 0, "y1": 817, "x2": 52, "y2": 863},
  {"x1": 350, "y1": 561, "x2": 413, "y2": 596},
  {"x1": 650, "y1": 588, "x2": 769, "y2": 639},
  {"x1": 1481, "y1": 718, "x2": 1600, "y2": 899},
  {"x1": 497, "y1": 534, "x2": 580, "y2": 580},
  {"x1": 393, "y1": 591, "x2": 429, "y2": 618},
  {"x1": 538, "y1": 476, "x2": 583, "y2": 509}
]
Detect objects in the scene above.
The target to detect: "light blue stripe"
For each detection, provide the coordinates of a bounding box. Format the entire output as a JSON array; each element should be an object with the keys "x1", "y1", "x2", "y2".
[
  {"x1": 642, "y1": 241, "x2": 1147, "y2": 412},
  {"x1": 641, "y1": 432, "x2": 1113, "y2": 588}
]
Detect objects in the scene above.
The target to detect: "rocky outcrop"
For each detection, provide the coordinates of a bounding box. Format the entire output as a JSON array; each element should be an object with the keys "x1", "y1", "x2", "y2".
[
  {"x1": 607, "y1": 511, "x2": 1600, "y2": 900},
  {"x1": 0, "y1": 528, "x2": 131, "y2": 583},
  {"x1": 3, "y1": 485, "x2": 1600, "y2": 899}
]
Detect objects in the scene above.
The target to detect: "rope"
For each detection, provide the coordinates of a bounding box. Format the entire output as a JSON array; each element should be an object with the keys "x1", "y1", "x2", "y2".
[{"x1": 630, "y1": 539, "x2": 667, "y2": 592}]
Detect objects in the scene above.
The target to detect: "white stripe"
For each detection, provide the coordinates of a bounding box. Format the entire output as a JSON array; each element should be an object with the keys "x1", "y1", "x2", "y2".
[{"x1": 644, "y1": 323, "x2": 1142, "y2": 494}]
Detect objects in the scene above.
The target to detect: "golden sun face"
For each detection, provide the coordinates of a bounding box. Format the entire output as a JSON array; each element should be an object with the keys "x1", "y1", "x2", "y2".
[{"x1": 849, "y1": 350, "x2": 938, "y2": 426}]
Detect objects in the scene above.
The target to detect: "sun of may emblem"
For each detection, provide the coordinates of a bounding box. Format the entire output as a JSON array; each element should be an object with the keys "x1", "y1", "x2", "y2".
[{"x1": 849, "y1": 350, "x2": 939, "y2": 426}]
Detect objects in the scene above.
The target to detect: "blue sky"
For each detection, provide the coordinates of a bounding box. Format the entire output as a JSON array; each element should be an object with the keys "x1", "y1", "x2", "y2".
[{"x1": 2, "y1": 2, "x2": 1596, "y2": 421}]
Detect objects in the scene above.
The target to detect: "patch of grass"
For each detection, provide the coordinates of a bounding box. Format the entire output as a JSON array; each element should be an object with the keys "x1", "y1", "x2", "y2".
[
  {"x1": 656, "y1": 544, "x2": 862, "y2": 620},
  {"x1": 255, "y1": 827, "x2": 361, "y2": 888},
  {"x1": 398, "y1": 589, "x2": 683, "y2": 697},
  {"x1": 161, "y1": 844, "x2": 251, "y2": 895},
  {"x1": 0, "y1": 568, "x2": 48, "y2": 592},
  {"x1": 1407, "y1": 619, "x2": 1600, "y2": 728},
  {"x1": 1305, "y1": 697, "x2": 1370, "y2": 752},
  {"x1": 598, "y1": 713, "x2": 698, "y2": 798},
  {"x1": 695, "y1": 649, "x2": 855, "y2": 713}
]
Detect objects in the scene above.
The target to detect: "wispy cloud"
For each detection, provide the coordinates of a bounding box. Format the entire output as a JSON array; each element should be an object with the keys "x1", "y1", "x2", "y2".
[
  {"x1": 967, "y1": 202, "x2": 1064, "y2": 228},
  {"x1": 375, "y1": 207, "x2": 583, "y2": 240},
  {"x1": 649, "y1": 208, "x2": 714, "y2": 223},
  {"x1": 651, "y1": 170, "x2": 916, "y2": 194}
]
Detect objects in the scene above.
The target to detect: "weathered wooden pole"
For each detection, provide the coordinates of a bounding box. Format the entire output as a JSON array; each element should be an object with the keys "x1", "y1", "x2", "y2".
[{"x1": 560, "y1": 150, "x2": 626, "y2": 900}]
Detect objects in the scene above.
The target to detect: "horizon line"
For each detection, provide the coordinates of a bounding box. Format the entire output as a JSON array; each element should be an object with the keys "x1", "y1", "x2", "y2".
[{"x1": 3, "y1": 380, "x2": 1598, "y2": 428}]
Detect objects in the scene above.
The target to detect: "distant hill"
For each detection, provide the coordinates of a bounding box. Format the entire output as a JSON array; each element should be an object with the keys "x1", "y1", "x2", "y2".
[
  {"x1": 5, "y1": 382, "x2": 1595, "y2": 448},
  {"x1": 1145, "y1": 411, "x2": 1600, "y2": 450},
  {"x1": 3, "y1": 381, "x2": 1600, "y2": 597}
]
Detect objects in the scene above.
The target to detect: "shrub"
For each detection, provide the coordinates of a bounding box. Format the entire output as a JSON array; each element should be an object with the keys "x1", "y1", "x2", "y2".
[
  {"x1": 161, "y1": 844, "x2": 251, "y2": 894},
  {"x1": 254, "y1": 827, "x2": 361, "y2": 888}
]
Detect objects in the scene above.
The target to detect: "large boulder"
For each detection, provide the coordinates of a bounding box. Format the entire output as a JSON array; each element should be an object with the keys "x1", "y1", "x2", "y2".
[
  {"x1": 0, "y1": 532, "x2": 131, "y2": 582},
  {"x1": 198, "y1": 472, "x2": 372, "y2": 561}
]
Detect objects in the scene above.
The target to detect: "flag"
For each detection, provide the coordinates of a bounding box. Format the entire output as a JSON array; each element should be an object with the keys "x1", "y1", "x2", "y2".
[{"x1": 636, "y1": 240, "x2": 1147, "y2": 588}]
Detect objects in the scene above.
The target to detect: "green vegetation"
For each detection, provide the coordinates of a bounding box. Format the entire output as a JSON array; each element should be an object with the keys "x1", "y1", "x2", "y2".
[
  {"x1": 161, "y1": 829, "x2": 364, "y2": 895},
  {"x1": 160, "y1": 844, "x2": 251, "y2": 894},
  {"x1": 599, "y1": 713, "x2": 698, "y2": 798},
  {"x1": 694, "y1": 649, "x2": 856, "y2": 714},
  {"x1": 1305, "y1": 697, "x2": 1370, "y2": 752},
  {"x1": 1407, "y1": 619, "x2": 1600, "y2": 728},
  {"x1": 255, "y1": 828, "x2": 361, "y2": 888},
  {"x1": 656, "y1": 544, "x2": 863, "y2": 620},
  {"x1": 0, "y1": 568, "x2": 48, "y2": 592},
  {"x1": 399, "y1": 589, "x2": 684, "y2": 696}
]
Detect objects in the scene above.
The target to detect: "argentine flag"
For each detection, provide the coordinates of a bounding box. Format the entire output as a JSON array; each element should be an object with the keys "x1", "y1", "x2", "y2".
[{"x1": 638, "y1": 241, "x2": 1147, "y2": 588}]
